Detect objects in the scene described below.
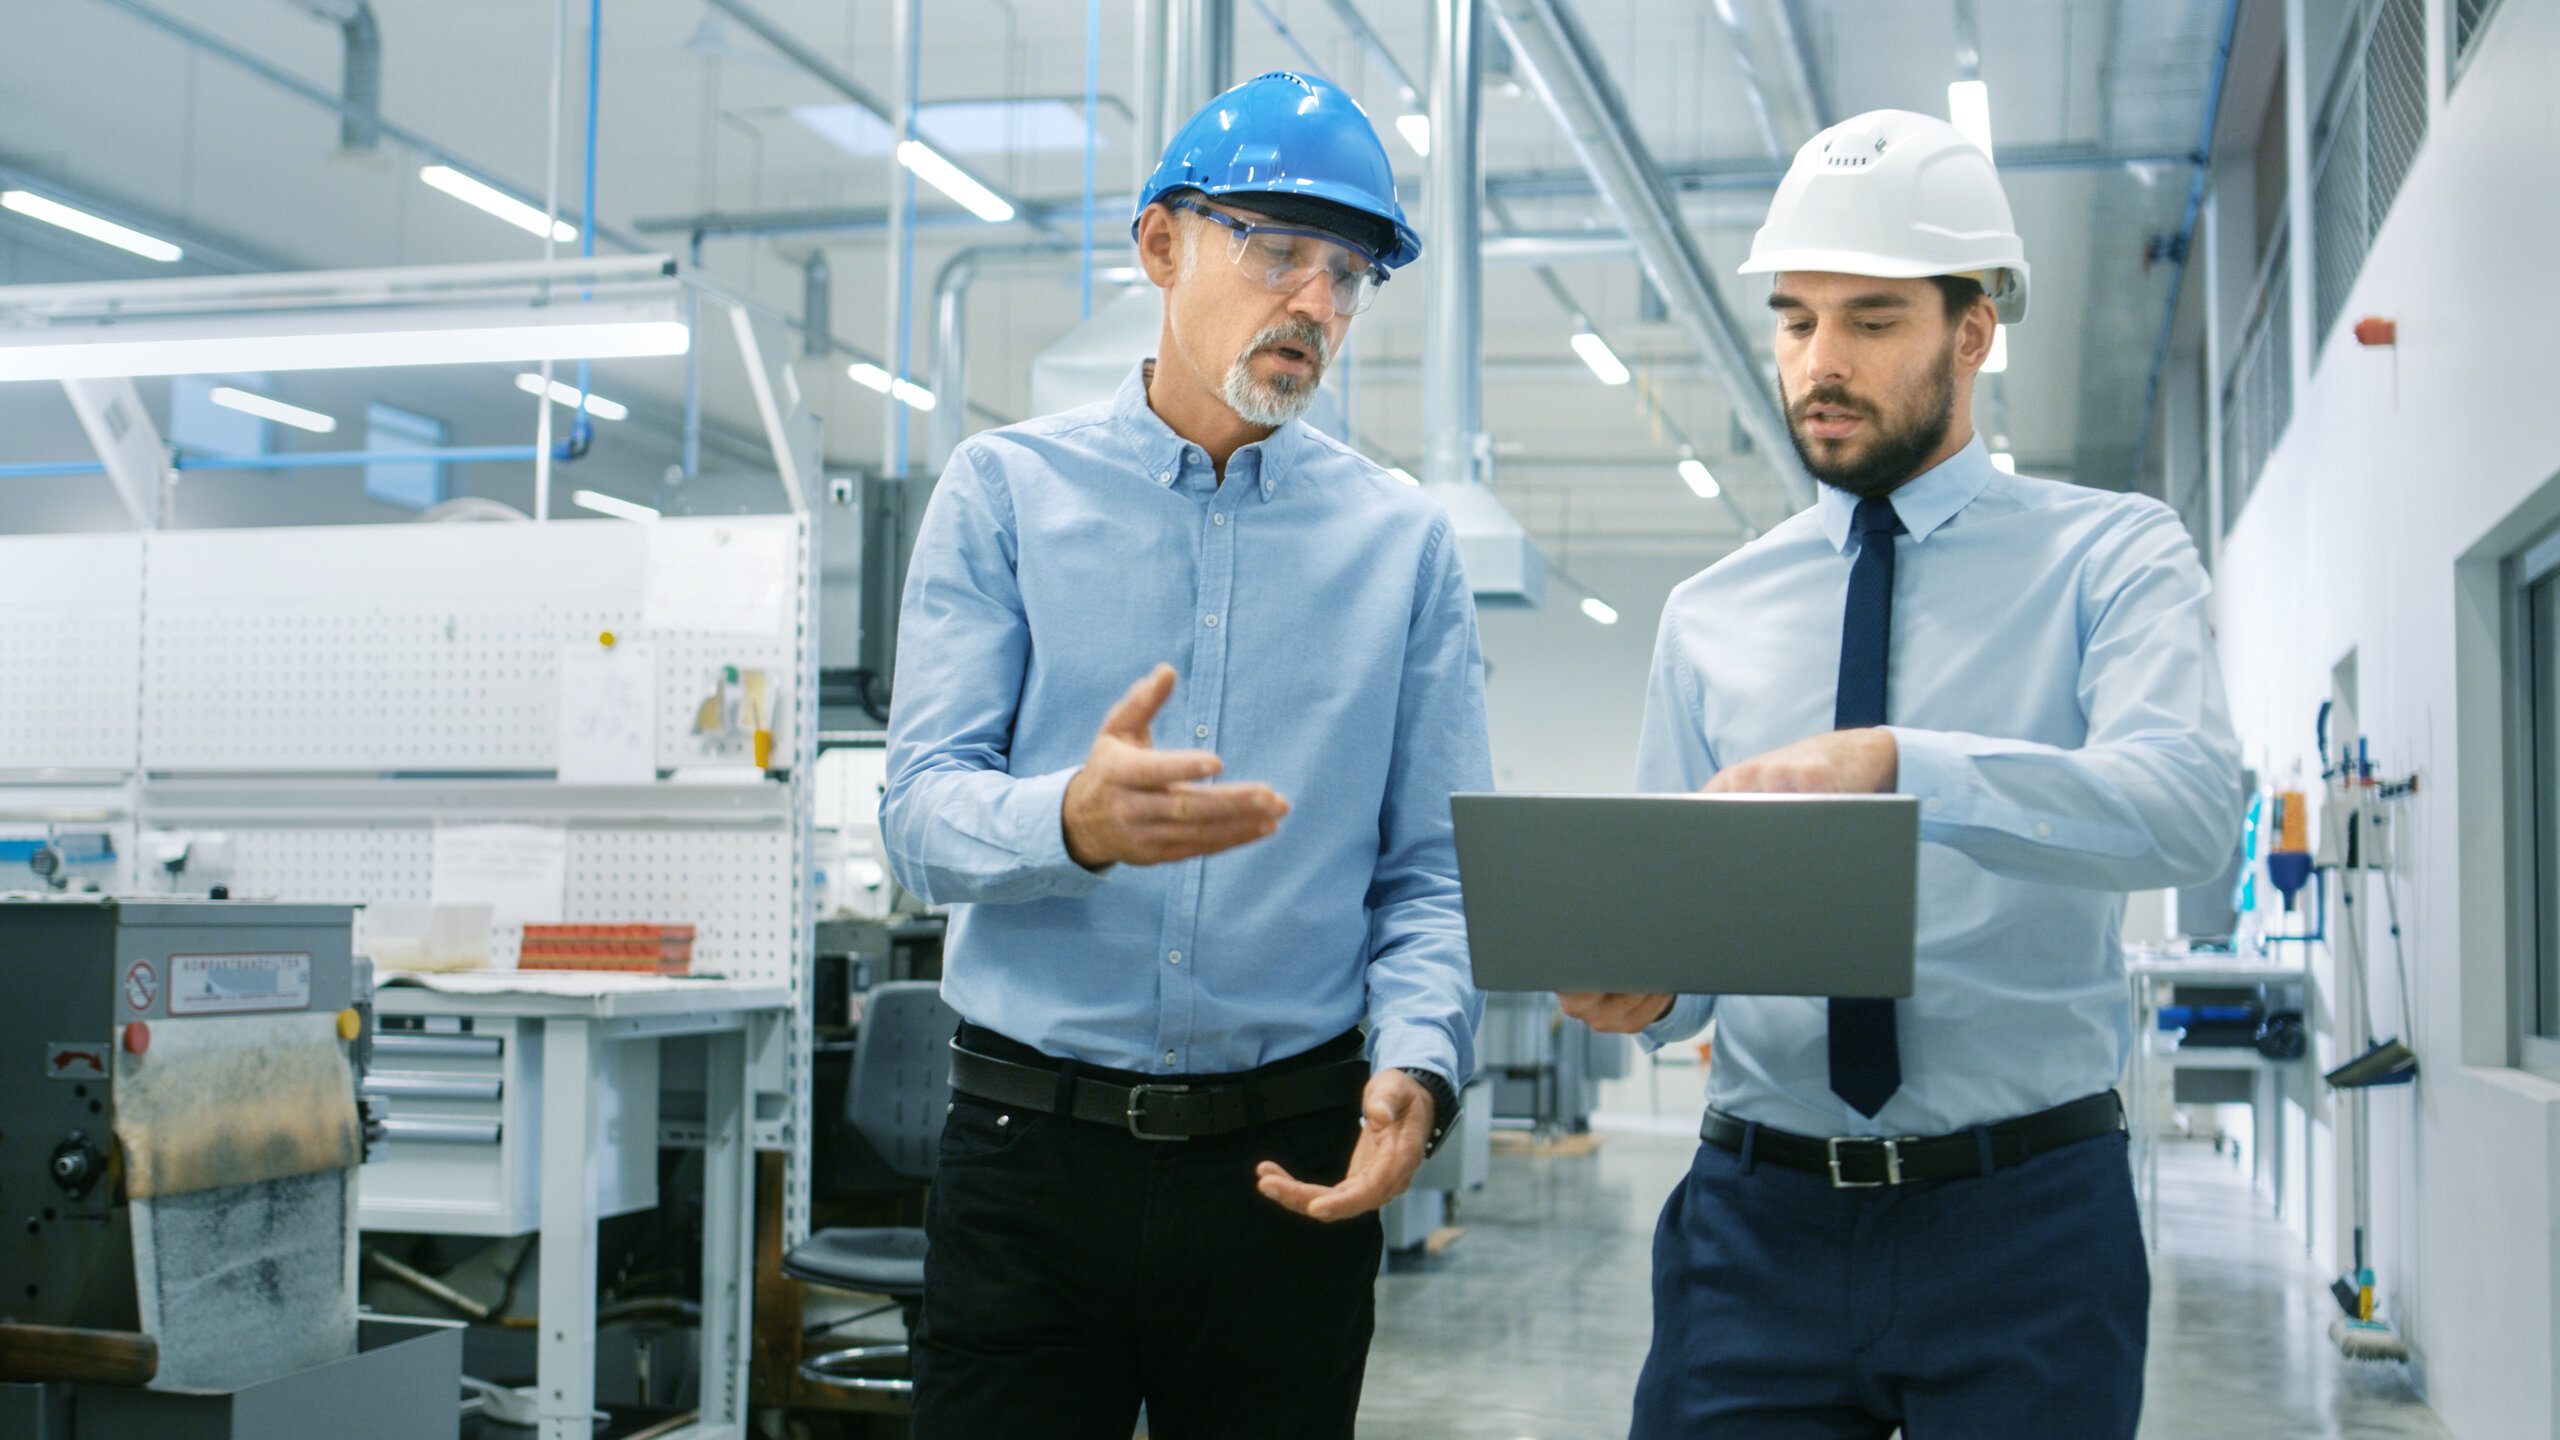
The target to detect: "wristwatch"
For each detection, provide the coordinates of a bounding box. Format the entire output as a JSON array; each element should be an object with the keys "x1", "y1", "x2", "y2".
[{"x1": 1395, "y1": 1067, "x2": 1462, "y2": 1158}]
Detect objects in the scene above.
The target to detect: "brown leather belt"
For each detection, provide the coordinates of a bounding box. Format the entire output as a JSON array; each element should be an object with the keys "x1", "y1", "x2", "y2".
[
  {"x1": 947, "y1": 1041, "x2": 1370, "y2": 1142},
  {"x1": 1699, "y1": 1091, "x2": 2126, "y2": 1188}
]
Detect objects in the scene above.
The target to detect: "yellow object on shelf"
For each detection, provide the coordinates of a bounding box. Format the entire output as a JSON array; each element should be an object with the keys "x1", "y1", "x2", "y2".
[{"x1": 2276, "y1": 789, "x2": 2308, "y2": 852}]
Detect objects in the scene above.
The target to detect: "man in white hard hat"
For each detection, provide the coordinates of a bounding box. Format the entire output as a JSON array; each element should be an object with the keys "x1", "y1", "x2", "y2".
[
  {"x1": 882, "y1": 71, "x2": 1486, "y2": 1438},
  {"x1": 1563, "y1": 110, "x2": 2241, "y2": 1436}
]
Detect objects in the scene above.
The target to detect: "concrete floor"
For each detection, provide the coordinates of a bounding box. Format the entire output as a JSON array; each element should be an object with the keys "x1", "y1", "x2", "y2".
[{"x1": 1359, "y1": 1091, "x2": 2452, "y2": 1439}]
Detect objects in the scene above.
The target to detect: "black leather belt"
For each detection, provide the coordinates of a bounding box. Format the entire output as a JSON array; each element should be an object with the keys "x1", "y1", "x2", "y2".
[
  {"x1": 1700, "y1": 1091, "x2": 2125, "y2": 1188},
  {"x1": 947, "y1": 1041, "x2": 1370, "y2": 1142}
]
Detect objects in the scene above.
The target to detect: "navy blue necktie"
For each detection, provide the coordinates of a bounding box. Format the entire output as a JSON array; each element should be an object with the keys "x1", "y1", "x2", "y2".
[{"x1": 1830, "y1": 497, "x2": 1905, "y2": 1118}]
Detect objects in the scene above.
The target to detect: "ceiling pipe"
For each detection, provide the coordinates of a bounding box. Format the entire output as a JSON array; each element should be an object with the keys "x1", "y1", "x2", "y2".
[
  {"x1": 1421, "y1": 0, "x2": 1484, "y2": 493},
  {"x1": 1488, "y1": 0, "x2": 1816, "y2": 510},
  {"x1": 1765, "y1": 0, "x2": 1834, "y2": 130},
  {"x1": 98, "y1": 0, "x2": 642, "y2": 251},
  {"x1": 929, "y1": 244, "x2": 1078, "y2": 469},
  {"x1": 699, "y1": 0, "x2": 1049, "y2": 238},
  {"x1": 2134, "y1": 0, "x2": 2244, "y2": 489},
  {"x1": 285, "y1": 0, "x2": 382, "y2": 152},
  {"x1": 1320, "y1": 0, "x2": 1422, "y2": 107},
  {"x1": 1485, "y1": 144, "x2": 2203, "y2": 199}
]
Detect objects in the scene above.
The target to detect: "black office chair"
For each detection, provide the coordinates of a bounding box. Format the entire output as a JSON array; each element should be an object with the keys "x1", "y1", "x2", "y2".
[{"x1": 782, "y1": 980, "x2": 958, "y2": 1395}]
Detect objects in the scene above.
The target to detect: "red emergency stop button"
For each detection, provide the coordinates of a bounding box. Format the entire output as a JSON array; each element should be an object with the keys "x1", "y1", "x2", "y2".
[{"x1": 124, "y1": 1021, "x2": 150, "y2": 1055}]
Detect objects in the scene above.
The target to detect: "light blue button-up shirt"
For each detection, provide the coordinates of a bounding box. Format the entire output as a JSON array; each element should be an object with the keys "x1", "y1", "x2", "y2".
[
  {"x1": 881, "y1": 362, "x2": 1491, "y2": 1083},
  {"x1": 1637, "y1": 437, "x2": 2242, "y2": 1137}
]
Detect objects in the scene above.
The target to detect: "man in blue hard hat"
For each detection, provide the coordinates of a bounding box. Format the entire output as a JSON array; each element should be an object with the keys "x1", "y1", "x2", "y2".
[{"x1": 881, "y1": 71, "x2": 1487, "y2": 1438}]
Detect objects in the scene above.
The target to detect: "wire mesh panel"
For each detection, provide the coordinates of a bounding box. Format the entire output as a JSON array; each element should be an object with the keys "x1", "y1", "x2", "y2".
[
  {"x1": 213, "y1": 822, "x2": 795, "y2": 980},
  {"x1": 2365, "y1": 0, "x2": 2428, "y2": 226},
  {"x1": 142, "y1": 518, "x2": 799, "y2": 772},
  {"x1": 0, "y1": 534, "x2": 141, "y2": 772}
]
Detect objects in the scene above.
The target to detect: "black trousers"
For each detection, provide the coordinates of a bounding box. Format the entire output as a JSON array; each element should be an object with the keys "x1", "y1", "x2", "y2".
[{"x1": 910, "y1": 1026, "x2": 1383, "y2": 1440}]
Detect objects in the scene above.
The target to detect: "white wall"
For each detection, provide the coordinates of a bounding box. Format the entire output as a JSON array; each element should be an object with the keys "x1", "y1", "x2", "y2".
[
  {"x1": 1478, "y1": 551, "x2": 1731, "y2": 793},
  {"x1": 2210, "y1": 4, "x2": 2560, "y2": 1434}
]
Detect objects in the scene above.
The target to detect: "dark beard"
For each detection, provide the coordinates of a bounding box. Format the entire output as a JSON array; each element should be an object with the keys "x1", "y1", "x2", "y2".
[{"x1": 1784, "y1": 343, "x2": 1959, "y2": 501}]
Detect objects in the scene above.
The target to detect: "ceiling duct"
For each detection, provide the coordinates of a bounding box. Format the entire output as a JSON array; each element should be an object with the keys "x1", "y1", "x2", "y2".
[
  {"x1": 1423, "y1": 0, "x2": 1544, "y2": 608},
  {"x1": 1488, "y1": 0, "x2": 1816, "y2": 511}
]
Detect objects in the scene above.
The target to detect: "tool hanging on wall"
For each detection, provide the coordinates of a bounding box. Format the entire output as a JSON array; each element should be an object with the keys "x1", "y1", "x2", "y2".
[{"x1": 690, "y1": 664, "x2": 778, "y2": 769}]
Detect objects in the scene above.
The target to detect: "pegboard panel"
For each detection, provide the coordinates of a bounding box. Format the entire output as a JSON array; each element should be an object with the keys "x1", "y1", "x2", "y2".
[
  {"x1": 0, "y1": 534, "x2": 141, "y2": 772},
  {"x1": 141, "y1": 517, "x2": 803, "y2": 773},
  {"x1": 199, "y1": 822, "x2": 793, "y2": 981}
]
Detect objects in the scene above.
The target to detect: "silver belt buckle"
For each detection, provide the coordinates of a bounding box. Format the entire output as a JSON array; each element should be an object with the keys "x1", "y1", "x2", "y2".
[
  {"x1": 1125, "y1": 1083, "x2": 1195, "y2": 1141},
  {"x1": 1826, "y1": 1135, "x2": 1903, "y2": 1188}
]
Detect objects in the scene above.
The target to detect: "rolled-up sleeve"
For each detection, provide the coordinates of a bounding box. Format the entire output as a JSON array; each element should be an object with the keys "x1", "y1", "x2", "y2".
[
  {"x1": 1362, "y1": 520, "x2": 1494, "y2": 1086},
  {"x1": 1886, "y1": 501, "x2": 2242, "y2": 891},
  {"x1": 880, "y1": 446, "x2": 1111, "y2": 907}
]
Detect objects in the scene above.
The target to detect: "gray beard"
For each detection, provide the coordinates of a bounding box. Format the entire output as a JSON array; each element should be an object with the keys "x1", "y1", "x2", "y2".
[{"x1": 1221, "y1": 323, "x2": 1331, "y2": 427}]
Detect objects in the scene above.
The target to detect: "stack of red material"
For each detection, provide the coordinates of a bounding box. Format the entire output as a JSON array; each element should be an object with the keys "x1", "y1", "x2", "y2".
[{"x1": 519, "y1": 923, "x2": 696, "y2": 975}]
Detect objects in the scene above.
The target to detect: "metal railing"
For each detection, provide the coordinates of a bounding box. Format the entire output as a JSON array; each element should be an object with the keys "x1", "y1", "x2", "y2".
[
  {"x1": 2310, "y1": 0, "x2": 2428, "y2": 352},
  {"x1": 2220, "y1": 230, "x2": 2293, "y2": 536}
]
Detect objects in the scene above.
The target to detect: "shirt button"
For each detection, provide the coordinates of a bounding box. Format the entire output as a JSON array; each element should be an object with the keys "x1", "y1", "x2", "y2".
[
  {"x1": 1212, "y1": 513, "x2": 1227, "y2": 526},
  {"x1": 1168, "y1": 950, "x2": 1183, "y2": 964},
  {"x1": 1203, "y1": 614, "x2": 1219, "y2": 627},
  {"x1": 1164, "y1": 1050, "x2": 1178, "y2": 1066},
  {"x1": 1924, "y1": 797, "x2": 1944, "y2": 814},
  {"x1": 2036, "y1": 821, "x2": 2054, "y2": 837},
  {"x1": 1194, "y1": 724, "x2": 1209, "y2": 739}
]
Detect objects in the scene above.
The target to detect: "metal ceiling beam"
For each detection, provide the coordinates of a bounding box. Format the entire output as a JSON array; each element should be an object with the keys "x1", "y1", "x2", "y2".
[
  {"x1": 95, "y1": 0, "x2": 645, "y2": 252},
  {"x1": 1488, "y1": 0, "x2": 1815, "y2": 510},
  {"x1": 1320, "y1": 0, "x2": 1422, "y2": 106},
  {"x1": 1485, "y1": 144, "x2": 2206, "y2": 200},
  {"x1": 699, "y1": 0, "x2": 1047, "y2": 236}
]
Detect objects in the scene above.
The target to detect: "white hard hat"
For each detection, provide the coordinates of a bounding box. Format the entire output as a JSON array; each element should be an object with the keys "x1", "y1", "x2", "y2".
[{"x1": 1739, "y1": 109, "x2": 2030, "y2": 324}]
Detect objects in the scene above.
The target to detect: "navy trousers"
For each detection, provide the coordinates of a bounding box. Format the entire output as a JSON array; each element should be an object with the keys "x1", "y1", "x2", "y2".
[{"x1": 1631, "y1": 1128, "x2": 2150, "y2": 1439}]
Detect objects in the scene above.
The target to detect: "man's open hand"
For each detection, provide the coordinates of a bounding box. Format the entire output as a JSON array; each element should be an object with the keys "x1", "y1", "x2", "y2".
[
  {"x1": 1061, "y1": 665, "x2": 1290, "y2": 869},
  {"x1": 1255, "y1": 1069, "x2": 1434, "y2": 1222}
]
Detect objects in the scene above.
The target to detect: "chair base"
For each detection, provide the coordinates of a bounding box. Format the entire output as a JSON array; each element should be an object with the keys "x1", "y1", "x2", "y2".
[{"x1": 799, "y1": 1341, "x2": 914, "y2": 1395}]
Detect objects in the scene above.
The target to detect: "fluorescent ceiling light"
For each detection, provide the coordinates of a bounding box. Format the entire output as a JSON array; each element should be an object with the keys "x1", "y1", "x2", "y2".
[
  {"x1": 896, "y1": 141, "x2": 1015, "y2": 223},
  {"x1": 2, "y1": 190, "x2": 182, "y2": 262},
  {"x1": 0, "y1": 257, "x2": 689, "y2": 382},
  {"x1": 1990, "y1": 451, "x2": 2017, "y2": 474},
  {"x1": 1386, "y1": 465, "x2": 1420, "y2": 486},
  {"x1": 0, "y1": 305, "x2": 688, "y2": 383},
  {"x1": 208, "y1": 385, "x2": 336, "y2": 433},
  {"x1": 1395, "y1": 114, "x2": 1432, "y2": 158},
  {"x1": 1947, "y1": 81, "x2": 1995, "y2": 162},
  {"x1": 848, "y1": 361, "x2": 937, "y2": 411},
  {"x1": 1677, "y1": 457, "x2": 1720, "y2": 499},
  {"x1": 1983, "y1": 324, "x2": 2009, "y2": 373},
  {"x1": 1570, "y1": 330, "x2": 1632, "y2": 386},
  {"x1": 420, "y1": 165, "x2": 577, "y2": 243},
  {"x1": 515, "y1": 371, "x2": 629, "y2": 420},
  {"x1": 1579, "y1": 596, "x2": 1619, "y2": 625},
  {"x1": 571, "y1": 489, "x2": 659, "y2": 523}
]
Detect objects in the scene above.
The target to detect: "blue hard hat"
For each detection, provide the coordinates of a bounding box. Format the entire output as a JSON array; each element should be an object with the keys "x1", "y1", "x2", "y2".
[{"x1": 1133, "y1": 71, "x2": 1422, "y2": 270}]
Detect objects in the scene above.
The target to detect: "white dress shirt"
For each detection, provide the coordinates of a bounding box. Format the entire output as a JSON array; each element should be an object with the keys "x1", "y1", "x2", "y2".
[{"x1": 1636, "y1": 437, "x2": 2242, "y2": 1137}]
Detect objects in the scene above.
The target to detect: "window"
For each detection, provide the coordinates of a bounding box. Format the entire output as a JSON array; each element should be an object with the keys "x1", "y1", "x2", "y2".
[
  {"x1": 2519, "y1": 528, "x2": 2560, "y2": 1068},
  {"x1": 2453, "y1": 0, "x2": 2506, "y2": 85},
  {"x1": 2310, "y1": 0, "x2": 2428, "y2": 354}
]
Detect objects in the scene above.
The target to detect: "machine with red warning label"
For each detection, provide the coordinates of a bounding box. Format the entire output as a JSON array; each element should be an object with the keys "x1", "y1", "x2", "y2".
[{"x1": 2, "y1": 897, "x2": 458, "y2": 1437}]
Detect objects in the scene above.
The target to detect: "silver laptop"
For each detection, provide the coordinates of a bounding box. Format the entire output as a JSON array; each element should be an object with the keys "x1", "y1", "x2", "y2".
[{"x1": 1450, "y1": 792, "x2": 1918, "y2": 997}]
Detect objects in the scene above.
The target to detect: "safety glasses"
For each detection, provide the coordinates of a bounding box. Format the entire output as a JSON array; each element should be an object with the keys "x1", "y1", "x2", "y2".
[{"x1": 1171, "y1": 198, "x2": 1387, "y2": 317}]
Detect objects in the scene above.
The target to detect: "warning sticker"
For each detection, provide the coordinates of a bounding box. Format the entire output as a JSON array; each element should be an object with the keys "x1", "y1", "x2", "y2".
[
  {"x1": 45, "y1": 1043, "x2": 109, "y2": 1081},
  {"x1": 124, "y1": 960, "x2": 158, "y2": 1013}
]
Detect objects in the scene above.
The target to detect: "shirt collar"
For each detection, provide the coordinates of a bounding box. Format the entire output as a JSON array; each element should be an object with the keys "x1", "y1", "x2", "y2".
[
  {"x1": 1814, "y1": 434, "x2": 1998, "y2": 553},
  {"x1": 1112, "y1": 359, "x2": 1302, "y2": 502}
]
